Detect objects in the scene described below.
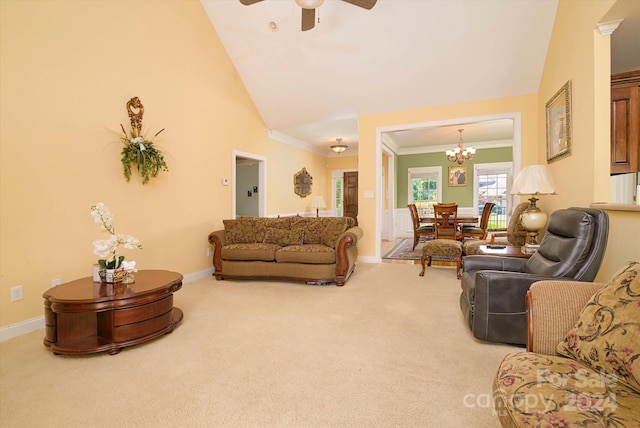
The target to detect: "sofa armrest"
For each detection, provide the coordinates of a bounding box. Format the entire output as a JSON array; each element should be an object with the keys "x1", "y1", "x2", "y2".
[
  {"x1": 338, "y1": 226, "x2": 363, "y2": 246},
  {"x1": 207, "y1": 230, "x2": 225, "y2": 273},
  {"x1": 526, "y1": 280, "x2": 606, "y2": 355},
  {"x1": 334, "y1": 226, "x2": 363, "y2": 285}
]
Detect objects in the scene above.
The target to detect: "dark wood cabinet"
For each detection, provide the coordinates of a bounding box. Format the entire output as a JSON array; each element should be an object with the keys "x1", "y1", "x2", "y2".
[{"x1": 611, "y1": 71, "x2": 640, "y2": 174}]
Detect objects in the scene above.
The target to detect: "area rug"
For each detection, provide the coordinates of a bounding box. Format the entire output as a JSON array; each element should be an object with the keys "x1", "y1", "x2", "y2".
[{"x1": 382, "y1": 238, "x2": 425, "y2": 260}]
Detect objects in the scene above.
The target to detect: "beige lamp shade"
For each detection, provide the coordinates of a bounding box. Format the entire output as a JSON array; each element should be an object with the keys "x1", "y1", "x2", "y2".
[
  {"x1": 311, "y1": 195, "x2": 326, "y2": 217},
  {"x1": 510, "y1": 165, "x2": 557, "y2": 196}
]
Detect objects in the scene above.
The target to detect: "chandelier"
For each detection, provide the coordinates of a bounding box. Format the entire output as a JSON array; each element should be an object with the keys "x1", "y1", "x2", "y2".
[
  {"x1": 330, "y1": 138, "x2": 348, "y2": 154},
  {"x1": 445, "y1": 129, "x2": 476, "y2": 164}
]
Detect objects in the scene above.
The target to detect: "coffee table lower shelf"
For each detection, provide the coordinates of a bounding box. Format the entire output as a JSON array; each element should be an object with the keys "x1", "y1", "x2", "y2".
[{"x1": 45, "y1": 308, "x2": 183, "y2": 355}]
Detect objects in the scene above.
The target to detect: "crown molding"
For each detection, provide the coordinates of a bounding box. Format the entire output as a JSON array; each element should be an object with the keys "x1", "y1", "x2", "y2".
[{"x1": 597, "y1": 19, "x2": 623, "y2": 36}]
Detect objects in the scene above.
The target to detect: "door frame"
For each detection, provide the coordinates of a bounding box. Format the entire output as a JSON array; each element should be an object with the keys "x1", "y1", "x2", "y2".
[
  {"x1": 382, "y1": 145, "x2": 395, "y2": 241},
  {"x1": 375, "y1": 112, "x2": 522, "y2": 261}
]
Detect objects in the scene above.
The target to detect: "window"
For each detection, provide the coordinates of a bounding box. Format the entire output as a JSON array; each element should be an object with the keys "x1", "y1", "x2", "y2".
[
  {"x1": 408, "y1": 167, "x2": 442, "y2": 218},
  {"x1": 334, "y1": 176, "x2": 343, "y2": 216},
  {"x1": 474, "y1": 163, "x2": 512, "y2": 230}
]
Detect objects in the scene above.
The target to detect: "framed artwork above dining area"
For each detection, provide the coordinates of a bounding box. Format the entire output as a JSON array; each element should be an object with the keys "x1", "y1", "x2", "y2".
[{"x1": 448, "y1": 165, "x2": 468, "y2": 187}]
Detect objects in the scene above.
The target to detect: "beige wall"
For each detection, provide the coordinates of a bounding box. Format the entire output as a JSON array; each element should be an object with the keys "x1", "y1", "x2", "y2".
[
  {"x1": 0, "y1": 0, "x2": 326, "y2": 327},
  {"x1": 2, "y1": 0, "x2": 639, "y2": 329},
  {"x1": 538, "y1": 0, "x2": 640, "y2": 281}
]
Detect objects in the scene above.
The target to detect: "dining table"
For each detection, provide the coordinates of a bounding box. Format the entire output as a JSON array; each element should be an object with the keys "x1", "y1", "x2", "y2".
[{"x1": 419, "y1": 216, "x2": 479, "y2": 226}]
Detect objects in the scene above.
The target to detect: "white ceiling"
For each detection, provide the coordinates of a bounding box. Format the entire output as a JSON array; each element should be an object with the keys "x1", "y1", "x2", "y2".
[{"x1": 202, "y1": 0, "x2": 639, "y2": 156}]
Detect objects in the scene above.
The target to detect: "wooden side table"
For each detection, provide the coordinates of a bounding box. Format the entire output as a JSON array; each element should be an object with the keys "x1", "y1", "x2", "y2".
[
  {"x1": 478, "y1": 245, "x2": 533, "y2": 259},
  {"x1": 43, "y1": 270, "x2": 183, "y2": 355}
]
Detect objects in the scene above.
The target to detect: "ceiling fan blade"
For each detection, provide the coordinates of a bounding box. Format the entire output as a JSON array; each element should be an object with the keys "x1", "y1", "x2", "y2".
[
  {"x1": 341, "y1": 0, "x2": 377, "y2": 9},
  {"x1": 301, "y1": 8, "x2": 315, "y2": 31},
  {"x1": 239, "y1": 0, "x2": 264, "y2": 5}
]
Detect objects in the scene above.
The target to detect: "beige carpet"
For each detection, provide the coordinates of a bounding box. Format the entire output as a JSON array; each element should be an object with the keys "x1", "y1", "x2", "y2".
[{"x1": 0, "y1": 263, "x2": 517, "y2": 427}]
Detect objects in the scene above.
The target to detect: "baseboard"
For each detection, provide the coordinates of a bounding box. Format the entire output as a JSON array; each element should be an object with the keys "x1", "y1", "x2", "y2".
[
  {"x1": 183, "y1": 267, "x2": 215, "y2": 284},
  {"x1": 0, "y1": 267, "x2": 216, "y2": 343},
  {"x1": 359, "y1": 255, "x2": 380, "y2": 264},
  {"x1": 0, "y1": 316, "x2": 45, "y2": 343}
]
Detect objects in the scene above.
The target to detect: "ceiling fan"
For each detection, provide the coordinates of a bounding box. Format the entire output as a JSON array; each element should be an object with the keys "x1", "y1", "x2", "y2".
[{"x1": 239, "y1": 0, "x2": 377, "y2": 31}]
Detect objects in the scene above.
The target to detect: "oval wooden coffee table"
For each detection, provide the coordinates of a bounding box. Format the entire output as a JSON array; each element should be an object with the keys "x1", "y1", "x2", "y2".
[{"x1": 43, "y1": 270, "x2": 183, "y2": 355}]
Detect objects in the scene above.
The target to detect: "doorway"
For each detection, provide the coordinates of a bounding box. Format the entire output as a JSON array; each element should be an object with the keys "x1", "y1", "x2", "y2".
[
  {"x1": 343, "y1": 171, "x2": 358, "y2": 223},
  {"x1": 233, "y1": 150, "x2": 266, "y2": 218},
  {"x1": 376, "y1": 113, "x2": 522, "y2": 261}
]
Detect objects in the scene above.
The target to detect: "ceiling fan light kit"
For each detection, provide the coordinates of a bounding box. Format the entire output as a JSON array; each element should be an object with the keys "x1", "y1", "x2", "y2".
[
  {"x1": 445, "y1": 129, "x2": 475, "y2": 165},
  {"x1": 240, "y1": 0, "x2": 377, "y2": 31},
  {"x1": 295, "y1": 0, "x2": 325, "y2": 9}
]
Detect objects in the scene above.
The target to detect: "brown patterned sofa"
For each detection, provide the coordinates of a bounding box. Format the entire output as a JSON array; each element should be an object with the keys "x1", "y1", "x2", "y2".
[
  {"x1": 208, "y1": 216, "x2": 363, "y2": 286},
  {"x1": 493, "y1": 261, "x2": 640, "y2": 426}
]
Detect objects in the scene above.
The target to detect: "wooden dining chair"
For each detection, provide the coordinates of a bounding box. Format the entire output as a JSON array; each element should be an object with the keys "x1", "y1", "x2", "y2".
[
  {"x1": 420, "y1": 203, "x2": 463, "y2": 279},
  {"x1": 461, "y1": 202, "x2": 496, "y2": 241},
  {"x1": 433, "y1": 203, "x2": 461, "y2": 240},
  {"x1": 408, "y1": 204, "x2": 434, "y2": 250}
]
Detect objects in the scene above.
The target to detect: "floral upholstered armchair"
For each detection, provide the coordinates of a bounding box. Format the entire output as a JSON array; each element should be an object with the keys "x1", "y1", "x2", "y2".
[{"x1": 493, "y1": 261, "x2": 640, "y2": 427}]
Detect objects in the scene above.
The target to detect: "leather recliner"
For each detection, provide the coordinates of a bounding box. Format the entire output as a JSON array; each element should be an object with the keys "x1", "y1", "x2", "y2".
[{"x1": 459, "y1": 207, "x2": 609, "y2": 346}]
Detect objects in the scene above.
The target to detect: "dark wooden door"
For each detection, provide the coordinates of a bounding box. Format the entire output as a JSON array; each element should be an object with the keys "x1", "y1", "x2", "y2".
[{"x1": 343, "y1": 172, "x2": 358, "y2": 224}]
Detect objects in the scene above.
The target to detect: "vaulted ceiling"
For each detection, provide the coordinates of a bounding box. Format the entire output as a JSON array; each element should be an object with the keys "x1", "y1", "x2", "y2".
[{"x1": 202, "y1": 0, "x2": 639, "y2": 156}]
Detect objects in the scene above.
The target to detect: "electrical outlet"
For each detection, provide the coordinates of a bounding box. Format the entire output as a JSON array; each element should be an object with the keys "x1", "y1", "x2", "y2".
[
  {"x1": 207, "y1": 247, "x2": 213, "y2": 257},
  {"x1": 10, "y1": 285, "x2": 23, "y2": 302},
  {"x1": 52, "y1": 278, "x2": 61, "y2": 287}
]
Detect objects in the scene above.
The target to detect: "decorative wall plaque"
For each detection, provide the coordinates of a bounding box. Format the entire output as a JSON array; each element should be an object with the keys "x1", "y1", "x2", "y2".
[{"x1": 293, "y1": 167, "x2": 312, "y2": 198}]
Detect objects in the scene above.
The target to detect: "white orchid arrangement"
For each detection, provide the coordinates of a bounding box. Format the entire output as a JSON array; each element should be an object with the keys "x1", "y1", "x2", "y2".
[{"x1": 91, "y1": 203, "x2": 142, "y2": 270}]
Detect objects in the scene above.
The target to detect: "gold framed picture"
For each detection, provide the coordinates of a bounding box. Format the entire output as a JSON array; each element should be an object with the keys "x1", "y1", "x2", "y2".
[
  {"x1": 293, "y1": 167, "x2": 312, "y2": 198},
  {"x1": 448, "y1": 165, "x2": 467, "y2": 187},
  {"x1": 546, "y1": 80, "x2": 572, "y2": 163}
]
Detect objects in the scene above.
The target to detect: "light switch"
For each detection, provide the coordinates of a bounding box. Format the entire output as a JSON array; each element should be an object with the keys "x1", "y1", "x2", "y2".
[{"x1": 364, "y1": 191, "x2": 374, "y2": 198}]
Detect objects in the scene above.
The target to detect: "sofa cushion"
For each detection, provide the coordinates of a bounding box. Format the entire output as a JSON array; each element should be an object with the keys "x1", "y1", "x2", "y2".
[
  {"x1": 223, "y1": 218, "x2": 255, "y2": 244},
  {"x1": 263, "y1": 228, "x2": 303, "y2": 246},
  {"x1": 494, "y1": 351, "x2": 640, "y2": 427},
  {"x1": 221, "y1": 243, "x2": 280, "y2": 261},
  {"x1": 556, "y1": 261, "x2": 640, "y2": 393},
  {"x1": 275, "y1": 244, "x2": 336, "y2": 264}
]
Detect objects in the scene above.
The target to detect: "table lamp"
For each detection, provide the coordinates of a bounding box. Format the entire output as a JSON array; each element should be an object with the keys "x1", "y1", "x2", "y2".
[
  {"x1": 310, "y1": 195, "x2": 326, "y2": 217},
  {"x1": 509, "y1": 165, "x2": 557, "y2": 252}
]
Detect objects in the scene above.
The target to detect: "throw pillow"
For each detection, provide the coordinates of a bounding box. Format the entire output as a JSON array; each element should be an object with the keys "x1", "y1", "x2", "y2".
[
  {"x1": 262, "y1": 228, "x2": 303, "y2": 246},
  {"x1": 223, "y1": 217, "x2": 255, "y2": 244},
  {"x1": 556, "y1": 261, "x2": 640, "y2": 393},
  {"x1": 292, "y1": 218, "x2": 325, "y2": 244},
  {"x1": 321, "y1": 218, "x2": 351, "y2": 248},
  {"x1": 506, "y1": 202, "x2": 529, "y2": 246}
]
